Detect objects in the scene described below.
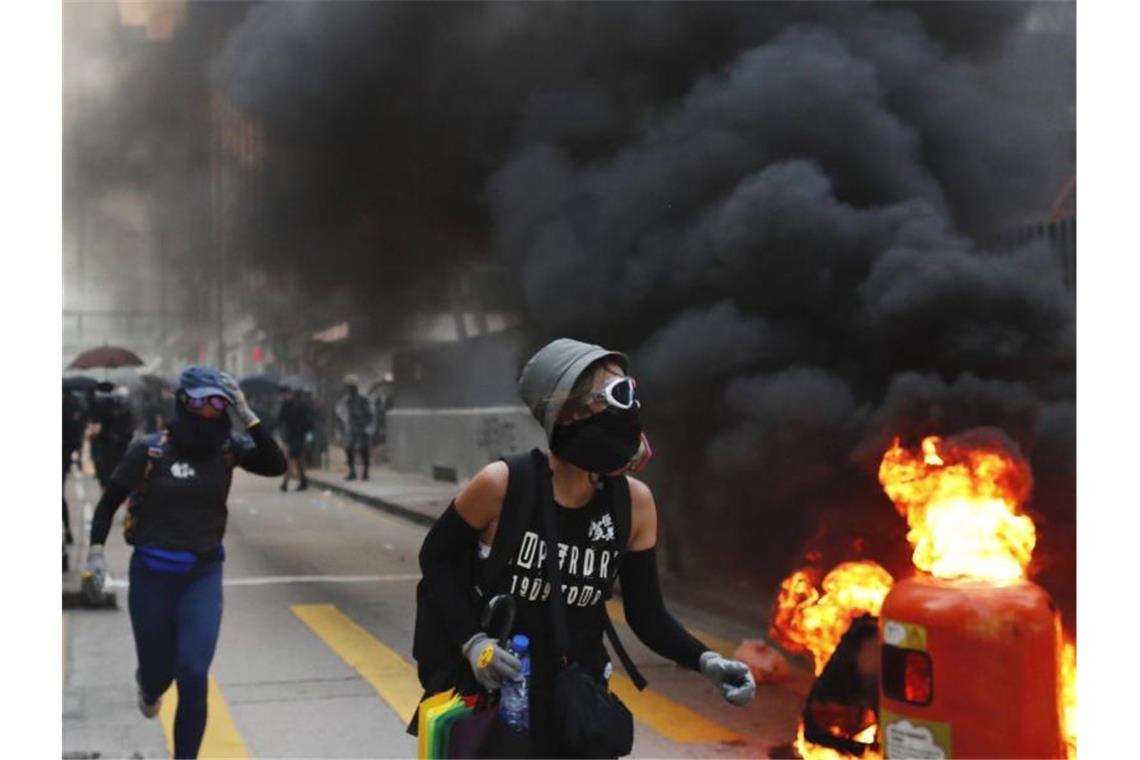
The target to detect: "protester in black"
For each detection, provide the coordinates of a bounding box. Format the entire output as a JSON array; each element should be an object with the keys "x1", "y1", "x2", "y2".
[
  {"x1": 336, "y1": 375, "x2": 374, "y2": 480},
  {"x1": 88, "y1": 383, "x2": 136, "y2": 491},
  {"x1": 417, "y1": 339, "x2": 756, "y2": 757},
  {"x1": 275, "y1": 386, "x2": 313, "y2": 491},
  {"x1": 83, "y1": 366, "x2": 285, "y2": 760},
  {"x1": 63, "y1": 389, "x2": 87, "y2": 545}
]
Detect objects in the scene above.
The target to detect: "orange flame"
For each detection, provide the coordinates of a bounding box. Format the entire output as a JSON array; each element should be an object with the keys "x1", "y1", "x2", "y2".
[
  {"x1": 1060, "y1": 640, "x2": 1076, "y2": 759},
  {"x1": 878, "y1": 435, "x2": 1036, "y2": 583},
  {"x1": 795, "y1": 722, "x2": 883, "y2": 760},
  {"x1": 770, "y1": 561, "x2": 895, "y2": 676}
]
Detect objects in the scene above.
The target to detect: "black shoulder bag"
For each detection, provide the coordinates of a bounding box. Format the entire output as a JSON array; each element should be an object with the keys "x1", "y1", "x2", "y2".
[{"x1": 538, "y1": 459, "x2": 636, "y2": 758}]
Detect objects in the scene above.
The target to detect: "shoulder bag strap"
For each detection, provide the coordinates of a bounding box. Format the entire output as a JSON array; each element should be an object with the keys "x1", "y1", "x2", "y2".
[{"x1": 601, "y1": 474, "x2": 648, "y2": 691}]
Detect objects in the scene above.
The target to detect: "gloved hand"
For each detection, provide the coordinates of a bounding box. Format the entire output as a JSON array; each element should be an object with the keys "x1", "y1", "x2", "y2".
[
  {"x1": 82, "y1": 545, "x2": 107, "y2": 602},
  {"x1": 219, "y1": 372, "x2": 259, "y2": 427},
  {"x1": 462, "y1": 632, "x2": 523, "y2": 691},
  {"x1": 699, "y1": 651, "x2": 756, "y2": 706}
]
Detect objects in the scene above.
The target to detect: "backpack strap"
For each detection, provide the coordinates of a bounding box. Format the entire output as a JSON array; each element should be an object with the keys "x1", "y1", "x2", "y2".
[
  {"x1": 125, "y1": 432, "x2": 167, "y2": 544},
  {"x1": 479, "y1": 448, "x2": 543, "y2": 595},
  {"x1": 139, "y1": 431, "x2": 169, "y2": 493}
]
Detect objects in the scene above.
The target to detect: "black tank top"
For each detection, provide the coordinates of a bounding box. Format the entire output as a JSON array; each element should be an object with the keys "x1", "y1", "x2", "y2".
[{"x1": 485, "y1": 480, "x2": 623, "y2": 697}]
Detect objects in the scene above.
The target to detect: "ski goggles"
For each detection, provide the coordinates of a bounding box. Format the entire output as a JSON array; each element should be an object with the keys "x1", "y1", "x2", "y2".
[
  {"x1": 588, "y1": 376, "x2": 639, "y2": 411},
  {"x1": 186, "y1": 395, "x2": 230, "y2": 411}
]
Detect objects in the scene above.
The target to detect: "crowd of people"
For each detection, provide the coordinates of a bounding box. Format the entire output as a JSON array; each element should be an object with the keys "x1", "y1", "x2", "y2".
[{"x1": 67, "y1": 345, "x2": 749, "y2": 760}]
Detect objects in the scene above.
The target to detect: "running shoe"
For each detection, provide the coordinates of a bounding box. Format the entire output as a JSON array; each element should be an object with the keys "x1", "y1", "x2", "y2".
[{"x1": 135, "y1": 672, "x2": 161, "y2": 718}]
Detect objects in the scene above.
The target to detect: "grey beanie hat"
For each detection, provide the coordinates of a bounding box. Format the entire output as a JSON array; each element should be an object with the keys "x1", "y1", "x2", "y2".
[{"x1": 519, "y1": 338, "x2": 629, "y2": 440}]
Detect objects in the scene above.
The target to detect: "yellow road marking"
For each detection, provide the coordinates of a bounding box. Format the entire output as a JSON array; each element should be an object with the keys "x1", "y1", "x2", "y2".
[
  {"x1": 291, "y1": 603, "x2": 422, "y2": 726},
  {"x1": 604, "y1": 602, "x2": 747, "y2": 744},
  {"x1": 610, "y1": 673, "x2": 747, "y2": 744},
  {"x1": 606, "y1": 600, "x2": 739, "y2": 658},
  {"x1": 158, "y1": 676, "x2": 250, "y2": 759}
]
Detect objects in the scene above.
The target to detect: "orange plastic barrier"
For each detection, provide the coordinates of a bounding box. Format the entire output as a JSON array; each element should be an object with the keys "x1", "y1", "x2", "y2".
[{"x1": 879, "y1": 575, "x2": 1065, "y2": 759}]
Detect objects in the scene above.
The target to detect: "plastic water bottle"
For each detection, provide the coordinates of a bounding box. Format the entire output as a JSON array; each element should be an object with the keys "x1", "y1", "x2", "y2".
[{"x1": 499, "y1": 634, "x2": 530, "y2": 732}]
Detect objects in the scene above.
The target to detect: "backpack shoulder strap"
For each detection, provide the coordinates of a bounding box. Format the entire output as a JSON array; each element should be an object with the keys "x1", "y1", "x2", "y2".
[
  {"x1": 140, "y1": 431, "x2": 168, "y2": 490},
  {"x1": 481, "y1": 448, "x2": 543, "y2": 591},
  {"x1": 606, "y1": 474, "x2": 632, "y2": 554}
]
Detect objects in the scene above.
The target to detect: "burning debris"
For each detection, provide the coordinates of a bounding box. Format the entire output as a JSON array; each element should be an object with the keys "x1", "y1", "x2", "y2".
[
  {"x1": 770, "y1": 562, "x2": 894, "y2": 677},
  {"x1": 770, "y1": 429, "x2": 1075, "y2": 759}
]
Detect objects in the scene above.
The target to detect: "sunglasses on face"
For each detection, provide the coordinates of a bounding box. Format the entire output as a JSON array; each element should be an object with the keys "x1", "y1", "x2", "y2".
[
  {"x1": 587, "y1": 376, "x2": 638, "y2": 411},
  {"x1": 187, "y1": 395, "x2": 230, "y2": 411}
]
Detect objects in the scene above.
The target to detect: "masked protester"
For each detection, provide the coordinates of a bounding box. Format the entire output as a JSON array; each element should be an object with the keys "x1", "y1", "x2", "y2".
[
  {"x1": 88, "y1": 383, "x2": 136, "y2": 491},
  {"x1": 82, "y1": 366, "x2": 286, "y2": 760},
  {"x1": 275, "y1": 386, "x2": 314, "y2": 491},
  {"x1": 416, "y1": 339, "x2": 756, "y2": 757},
  {"x1": 335, "y1": 375, "x2": 374, "y2": 481}
]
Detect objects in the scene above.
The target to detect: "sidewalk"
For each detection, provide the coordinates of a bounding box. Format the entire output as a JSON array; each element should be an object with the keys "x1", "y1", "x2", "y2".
[{"x1": 306, "y1": 463, "x2": 457, "y2": 526}]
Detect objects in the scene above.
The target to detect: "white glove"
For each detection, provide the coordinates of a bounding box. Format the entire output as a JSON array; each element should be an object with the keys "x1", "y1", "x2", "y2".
[
  {"x1": 462, "y1": 632, "x2": 523, "y2": 691},
  {"x1": 699, "y1": 651, "x2": 756, "y2": 706},
  {"x1": 82, "y1": 545, "x2": 107, "y2": 602},
  {"x1": 219, "y1": 373, "x2": 258, "y2": 426}
]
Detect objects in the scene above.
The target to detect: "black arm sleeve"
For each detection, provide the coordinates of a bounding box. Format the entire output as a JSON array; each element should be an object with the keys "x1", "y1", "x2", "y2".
[
  {"x1": 89, "y1": 482, "x2": 131, "y2": 547},
  {"x1": 619, "y1": 547, "x2": 708, "y2": 671},
  {"x1": 90, "y1": 438, "x2": 150, "y2": 546},
  {"x1": 238, "y1": 422, "x2": 288, "y2": 476},
  {"x1": 418, "y1": 503, "x2": 482, "y2": 648}
]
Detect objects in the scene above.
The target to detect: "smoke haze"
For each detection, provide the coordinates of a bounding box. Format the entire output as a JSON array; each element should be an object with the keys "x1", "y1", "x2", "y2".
[{"x1": 71, "y1": 1, "x2": 1076, "y2": 624}]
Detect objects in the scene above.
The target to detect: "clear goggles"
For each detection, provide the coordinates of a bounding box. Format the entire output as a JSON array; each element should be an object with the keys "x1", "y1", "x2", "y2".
[{"x1": 588, "y1": 376, "x2": 638, "y2": 411}]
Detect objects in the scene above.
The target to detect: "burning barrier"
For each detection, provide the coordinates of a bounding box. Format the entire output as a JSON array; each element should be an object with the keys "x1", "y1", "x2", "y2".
[{"x1": 770, "y1": 430, "x2": 1075, "y2": 759}]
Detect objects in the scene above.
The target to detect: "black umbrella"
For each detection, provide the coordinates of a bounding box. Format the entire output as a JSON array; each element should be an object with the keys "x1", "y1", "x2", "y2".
[
  {"x1": 63, "y1": 376, "x2": 99, "y2": 393},
  {"x1": 68, "y1": 345, "x2": 144, "y2": 370},
  {"x1": 239, "y1": 374, "x2": 282, "y2": 395}
]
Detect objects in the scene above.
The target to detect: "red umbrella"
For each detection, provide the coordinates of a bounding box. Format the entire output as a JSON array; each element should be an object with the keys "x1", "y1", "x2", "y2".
[{"x1": 68, "y1": 345, "x2": 145, "y2": 370}]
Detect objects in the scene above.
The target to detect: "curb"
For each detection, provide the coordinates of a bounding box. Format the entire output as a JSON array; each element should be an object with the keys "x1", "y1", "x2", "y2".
[{"x1": 306, "y1": 474, "x2": 438, "y2": 527}]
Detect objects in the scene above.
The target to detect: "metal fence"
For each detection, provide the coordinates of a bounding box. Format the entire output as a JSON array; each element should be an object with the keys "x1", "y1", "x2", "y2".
[{"x1": 987, "y1": 215, "x2": 1076, "y2": 293}]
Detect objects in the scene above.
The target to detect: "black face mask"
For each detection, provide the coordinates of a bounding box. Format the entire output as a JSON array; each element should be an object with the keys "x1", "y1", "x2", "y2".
[
  {"x1": 167, "y1": 403, "x2": 232, "y2": 453},
  {"x1": 550, "y1": 406, "x2": 644, "y2": 474}
]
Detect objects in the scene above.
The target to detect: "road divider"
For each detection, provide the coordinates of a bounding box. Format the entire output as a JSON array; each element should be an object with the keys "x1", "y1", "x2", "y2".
[{"x1": 106, "y1": 573, "x2": 422, "y2": 589}]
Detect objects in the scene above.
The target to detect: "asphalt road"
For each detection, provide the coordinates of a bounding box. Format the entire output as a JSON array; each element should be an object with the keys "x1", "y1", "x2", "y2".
[{"x1": 63, "y1": 468, "x2": 804, "y2": 759}]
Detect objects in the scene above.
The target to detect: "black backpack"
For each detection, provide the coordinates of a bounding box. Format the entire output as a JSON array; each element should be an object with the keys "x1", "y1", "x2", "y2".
[{"x1": 407, "y1": 448, "x2": 647, "y2": 735}]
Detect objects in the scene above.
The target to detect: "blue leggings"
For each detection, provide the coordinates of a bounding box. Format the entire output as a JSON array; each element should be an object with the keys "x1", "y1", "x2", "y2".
[{"x1": 128, "y1": 552, "x2": 223, "y2": 759}]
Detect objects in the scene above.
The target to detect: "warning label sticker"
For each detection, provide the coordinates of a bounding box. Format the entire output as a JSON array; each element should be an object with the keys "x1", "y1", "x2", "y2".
[
  {"x1": 883, "y1": 619, "x2": 928, "y2": 651},
  {"x1": 882, "y1": 709, "x2": 952, "y2": 759}
]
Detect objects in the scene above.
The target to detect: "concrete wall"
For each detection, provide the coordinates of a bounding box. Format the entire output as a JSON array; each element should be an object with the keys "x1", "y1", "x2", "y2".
[{"x1": 387, "y1": 405, "x2": 546, "y2": 483}]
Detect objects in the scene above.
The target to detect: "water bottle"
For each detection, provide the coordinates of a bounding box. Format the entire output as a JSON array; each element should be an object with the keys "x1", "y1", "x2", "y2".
[{"x1": 499, "y1": 633, "x2": 530, "y2": 732}]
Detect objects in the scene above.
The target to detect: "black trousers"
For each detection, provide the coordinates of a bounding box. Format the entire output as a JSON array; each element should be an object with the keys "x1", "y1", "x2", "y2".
[{"x1": 345, "y1": 431, "x2": 370, "y2": 473}]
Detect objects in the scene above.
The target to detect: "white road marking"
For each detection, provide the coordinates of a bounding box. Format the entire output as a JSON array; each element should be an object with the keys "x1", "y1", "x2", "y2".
[{"x1": 105, "y1": 573, "x2": 421, "y2": 589}]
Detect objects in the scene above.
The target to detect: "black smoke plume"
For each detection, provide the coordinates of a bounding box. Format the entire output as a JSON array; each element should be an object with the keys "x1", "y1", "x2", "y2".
[{"x1": 209, "y1": 2, "x2": 1075, "y2": 623}]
